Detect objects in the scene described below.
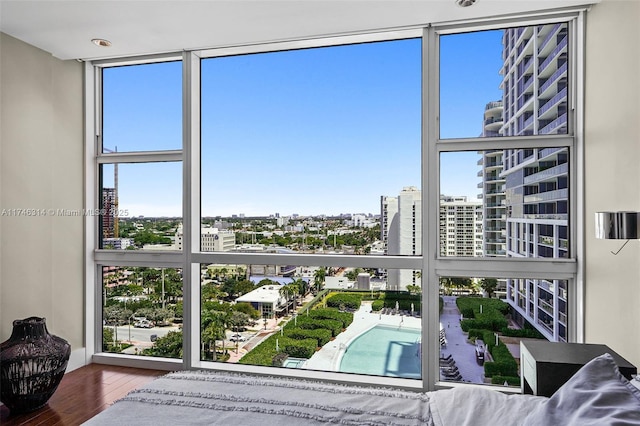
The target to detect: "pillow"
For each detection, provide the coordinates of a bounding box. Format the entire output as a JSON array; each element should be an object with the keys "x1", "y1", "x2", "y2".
[{"x1": 522, "y1": 353, "x2": 640, "y2": 426}]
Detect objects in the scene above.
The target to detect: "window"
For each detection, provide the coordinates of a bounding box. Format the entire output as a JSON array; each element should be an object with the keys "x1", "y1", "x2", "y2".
[{"x1": 89, "y1": 11, "x2": 583, "y2": 391}]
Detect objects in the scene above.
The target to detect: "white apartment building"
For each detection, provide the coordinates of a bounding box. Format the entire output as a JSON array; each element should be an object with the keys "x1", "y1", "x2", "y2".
[
  {"x1": 102, "y1": 237, "x2": 133, "y2": 250},
  {"x1": 439, "y1": 196, "x2": 483, "y2": 257},
  {"x1": 479, "y1": 101, "x2": 507, "y2": 258},
  {"x1": 499, "y1": 23, "x2": 570, "y2": 342},
  {"x1": 381, "y1": 186, "x2": 421, "y2": 291},
  {"x1": 174, "y1": 224, "x2": 236, "y2": 251}
]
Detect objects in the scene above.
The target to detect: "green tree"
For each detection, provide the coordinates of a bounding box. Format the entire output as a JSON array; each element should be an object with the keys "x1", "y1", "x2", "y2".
[
  {"x1": 143, "y1": 330, "x2": 183, "y2": 358},
  {"x1": 279, "y1": 284, "x2": 295, "y2": 315},
  {"x1": 313, "y1": 267, "x2": 326, "y2": 294},
  {"x1": 479, "y1": 278, "x2": 498, "y2": 298},
  {"x1": 344, "y1": 268, "x2": 363, "y2": 281}
]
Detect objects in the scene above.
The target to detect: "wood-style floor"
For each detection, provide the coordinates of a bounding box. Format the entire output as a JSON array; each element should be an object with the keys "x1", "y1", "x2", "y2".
[{"x1": 1, "y1": 363, "x2": 167, "y2": 426}]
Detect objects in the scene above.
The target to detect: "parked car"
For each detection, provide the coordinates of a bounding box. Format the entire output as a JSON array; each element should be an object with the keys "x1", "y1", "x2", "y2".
[
  {"x1": 230, "y1": 333, "x2": 246, "y2": 342},
  {"x1": 134, "y1": 319, "x2": 154, "y2": 328},
  {"x1": 475, "y1": 339, "x2": 486, "y2": 364}
]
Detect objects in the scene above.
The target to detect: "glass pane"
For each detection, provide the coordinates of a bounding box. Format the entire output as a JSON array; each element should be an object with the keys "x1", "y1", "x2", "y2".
[
  {"x1": 440, "y1": 148, "x2": 569, "y2": 258},
  {"x1": 99, "y1": 162, "x2": 182, "y2": 250},
  {"x1": 440, "y1": 23, "x2": 569, "y2": 139},
  {"x1": 439, "y1": 276, "x2": 568, "y2": 387},
  {"x1": 201, "y1": 264, "x2": 422, "y2": 380},
  {"x1": 102, "y1": 61, "x2": 182, "y2": 152},
  {"x1": 201, "y1": 39, "x2": 421, "y2": 256},
  {"x1": 102, "y1": 266, "x2": 183, "y2": 359}
]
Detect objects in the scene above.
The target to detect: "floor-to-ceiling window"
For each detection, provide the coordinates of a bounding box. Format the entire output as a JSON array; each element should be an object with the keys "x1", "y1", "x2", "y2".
[{"x1": 89, "y1": 10, "x2": 583, "y2": 391}]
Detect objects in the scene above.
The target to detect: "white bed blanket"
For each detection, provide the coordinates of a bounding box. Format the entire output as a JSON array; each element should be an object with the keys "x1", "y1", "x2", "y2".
[{"x1": 85, "y1": 370, "x2": 434, "y2": 425}]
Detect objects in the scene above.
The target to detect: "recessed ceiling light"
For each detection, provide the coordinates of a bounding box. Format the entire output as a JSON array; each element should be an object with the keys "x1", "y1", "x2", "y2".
[
  {"x1": 91, "y1": 38, "x2": 112, "y2": 47},
  {"x1": 455, "y1": 0, "x2": 477, "y2": 7}
]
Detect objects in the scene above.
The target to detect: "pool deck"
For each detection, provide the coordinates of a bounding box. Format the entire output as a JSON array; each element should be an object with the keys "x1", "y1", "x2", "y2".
[
  {"x1": 303, "y1": 296, "x2": 487, "y2": 384},
  {"x1": 303, "y1": 302, "x2": 422, "y2": 371}
]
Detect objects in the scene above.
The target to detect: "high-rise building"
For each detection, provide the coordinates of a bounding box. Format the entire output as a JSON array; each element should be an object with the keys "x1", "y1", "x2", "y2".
[
  {"x1": 101, "y1": 187, "x2": 117, "y2": 239},
  {"x1": 479, "y1": 101, "x2": 507, "y2": 258},
  {"x1": 499, "y1": 23, "x2": 570, "y2": 342},
  {"x1": 380, "y1": 186, "x2": 421, "y2": 291},
  {"x1": 439, "y1": 196, "x2": 483, "y2": 257}
]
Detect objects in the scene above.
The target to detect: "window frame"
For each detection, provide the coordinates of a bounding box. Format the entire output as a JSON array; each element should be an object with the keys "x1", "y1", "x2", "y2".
[{"x1": 85, "y1": 9, "x2": 586, "y2": 391}]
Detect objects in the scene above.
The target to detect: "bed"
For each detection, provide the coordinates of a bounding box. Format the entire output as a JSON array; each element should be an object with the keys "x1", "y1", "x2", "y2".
[{"x1": 84, "y1": 353, "x2": 640, "y2": 425}]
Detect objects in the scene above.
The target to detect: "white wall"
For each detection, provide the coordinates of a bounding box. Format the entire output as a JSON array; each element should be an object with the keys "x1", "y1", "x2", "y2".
[
  {"x1": 0, "y1": 33, "x2": 85, "y2": 369},
  {"x1": 584, "y1": 0, "x2": 640, "y2": 367}
]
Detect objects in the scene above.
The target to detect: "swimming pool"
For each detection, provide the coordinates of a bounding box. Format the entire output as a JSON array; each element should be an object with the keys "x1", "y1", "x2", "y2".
[
  {"x1": 283, "y1": 357, "x2": 307, "y2": 368},
  {"x1": 338, "y1": 325, "x2": 421, "y2": 379}
]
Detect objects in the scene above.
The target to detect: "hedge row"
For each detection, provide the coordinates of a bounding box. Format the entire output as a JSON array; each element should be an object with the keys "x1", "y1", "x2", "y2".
[
  {"x1": 456, "y1": 297, "x2": 509, "y2": 317},
  {"x1": 468, "y1": 328, "x2": 519, "y2": 378},
  {"x1": 296, "y1": 316, "x2": 343, "y2": 337},
  {"x1": 460, "y1": 314, "x2": 508, "y2": 332},
  {"x1": 239, "y1": 302, "x2": 354, "y2": 366},
  {"x1": 500, "y1": 327, "x2": 545, "y2": 339},
  {"x1": 309, "y1": 308, "x2": 353, "y2": 328},
  {"x1": 491, "y1": 375, "x2": 521, "y2": 386},
  {"x1": 457, "y1": 297, "x2": 509, "y2": 332},
  {"x1": 326, "y1": 293, "x2": 362, "y2": 310},
  {"x1": 285, "y1": 328, "x2": 333, "y2": 347}
]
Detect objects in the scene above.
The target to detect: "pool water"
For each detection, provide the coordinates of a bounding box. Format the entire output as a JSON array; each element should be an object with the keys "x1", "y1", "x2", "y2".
[
  {"x1": 283, "y1": 357, "x2": 307, "y2": 368},
  {"x1": 339, "y1": 325, "x2": 421, "y2": 379}
]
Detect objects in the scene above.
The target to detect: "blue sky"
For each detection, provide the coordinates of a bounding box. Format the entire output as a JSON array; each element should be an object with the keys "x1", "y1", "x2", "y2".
[{"x1": 102, "y1": 30, "x2": 503, "y2": 217}]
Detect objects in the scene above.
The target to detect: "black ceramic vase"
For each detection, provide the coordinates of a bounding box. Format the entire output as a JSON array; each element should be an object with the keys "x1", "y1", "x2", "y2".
[{"x1": 0, "y1": 317, "x2": 71, "y2": 414}]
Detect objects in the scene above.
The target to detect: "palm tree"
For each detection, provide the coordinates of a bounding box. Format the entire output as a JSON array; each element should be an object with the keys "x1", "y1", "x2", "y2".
[
  {"x1": 313, "y1": 267, "x2": 326, "y2": 294},
  {"x1": 279, "y1": 285, "x2": 295, "y2": 315}
]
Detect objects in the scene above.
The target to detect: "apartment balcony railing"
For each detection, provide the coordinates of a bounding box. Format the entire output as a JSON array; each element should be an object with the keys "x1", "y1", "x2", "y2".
[
  {"x1": 486, "y1": 236, "x2": 507, "y2": 244},
  {"x1": 539, "y1": 112, "x2": 568, "y2": 134},
  {"x1": 538, "y1": 147, "x2": 563, "y2": 159},
  {"x1": 485, "y1": 101, "x2": 503, "y2": 111},
  {"x1": 538, "y1": 23, "x2": 562, "y2": 54},
  {"x1": 518, "y1": 74, "x2": 534, "y2": 93},
  {"x1": 486, "y1": 214, "x2": 507, "y2": 220},
  {"x1": 524, "y1": 188, "x2": 569, "y2": 203},
  {"x1": 485, "y1": 187, "x2": 506, "y2": 195},
  {"x1": 484, "y1": 202, "x2": 506, "y2": 208},
  {"x1": 523, "y1": 213, "x2": 568, "y2": 220},
  {"x1": 539, "y1": 62, "x2": 568, "y2": 95},
  {"x1": 539, "y1": 36, "x2": 568, "y2": 73},
  {"x1": 539, "y1": 87, "x2": 568, "y2": 117},
  {"x1": 517, "y1": 55, "x2": 534, "y2": 75},
  {"x1": 484, "y1": 116, "x2": 503, "y2": 126},
  {"x1": 517, "y1": 93, "x2": 533, "y2": 110}
]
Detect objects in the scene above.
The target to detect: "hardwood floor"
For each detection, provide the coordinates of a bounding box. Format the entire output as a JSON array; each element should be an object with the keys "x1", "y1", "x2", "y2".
[{"x1": 1, "y1": 363, "x2": 166, "y2": 425}]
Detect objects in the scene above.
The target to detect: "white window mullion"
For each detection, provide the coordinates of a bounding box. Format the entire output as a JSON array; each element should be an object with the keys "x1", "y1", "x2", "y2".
[
  {"x1": 424, "y1": 25, "x2": 440, "y2": 392},
  {"x1": 183, "y1": 50, "x2": 201, "y2": 369}
]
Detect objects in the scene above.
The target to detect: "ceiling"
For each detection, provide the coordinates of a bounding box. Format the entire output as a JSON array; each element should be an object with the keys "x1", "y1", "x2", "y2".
[{"x1": 0, "y1": 0, "x2": 596, "y2": 61}]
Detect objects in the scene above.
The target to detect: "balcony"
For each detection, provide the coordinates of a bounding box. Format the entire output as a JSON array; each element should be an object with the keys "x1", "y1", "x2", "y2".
[
  {"x1": 539, "y1": 62, "x2": 568, "y2": 96},
  {"x1": 538, "y1": 23, "x2": 562, "y2": 54},
  {"x1": 539, "y1": 36, "x2": 568, "y2": 75},
  {"x1": 524, "y1": 163, "x2": 569, "y2": 185},
  {"x1": 524, "y1": 188, "x2": 569, "y2": 203},
  {"x1": 539, "y1": 113, "x2": 567, "y2": 134},
  {"x1": 539, "y1": 87, "x2": 568, "y2": 118},
  {"x1": 523, "y1": 213, "x2": 568, "y2": 221},
  {"x1": 485, "y1": 101, "x2": 503, "y2": 111}
]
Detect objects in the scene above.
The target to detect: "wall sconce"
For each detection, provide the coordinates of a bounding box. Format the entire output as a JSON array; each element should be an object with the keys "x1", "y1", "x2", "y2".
[{"x1": 595, "y1": 211, "x2": 640, "y2": 255}]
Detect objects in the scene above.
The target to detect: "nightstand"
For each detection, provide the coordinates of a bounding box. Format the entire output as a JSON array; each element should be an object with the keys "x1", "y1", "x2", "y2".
[{"x1": 520, "y1": 341, "x2": 637, "y2": 397}]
